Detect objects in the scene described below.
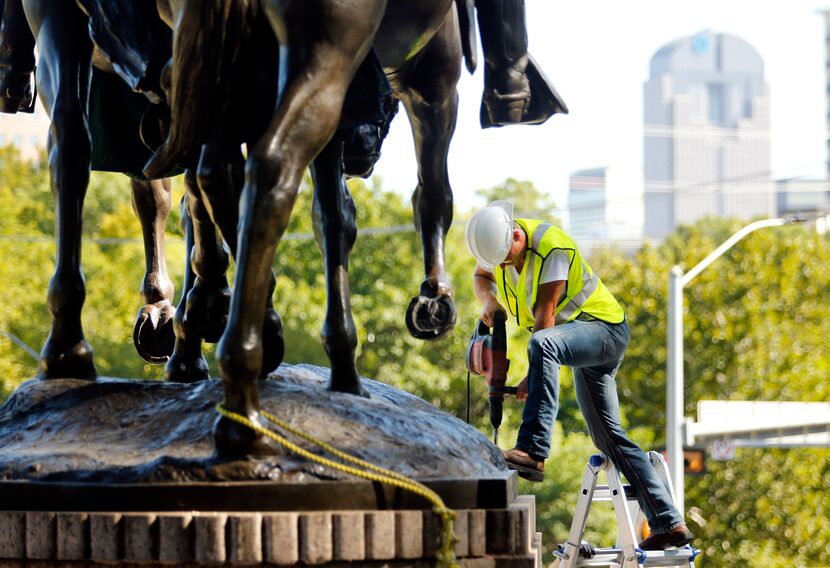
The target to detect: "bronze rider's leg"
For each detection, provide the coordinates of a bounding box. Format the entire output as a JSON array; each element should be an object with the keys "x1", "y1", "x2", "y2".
[{"x1": 475, "y1": 0, "x2": 529, "y2": 126}]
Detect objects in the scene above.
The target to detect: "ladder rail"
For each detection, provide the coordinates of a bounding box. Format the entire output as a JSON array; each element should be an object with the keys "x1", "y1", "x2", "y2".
[
  {"x1": 553, "y1": 452, "x2": 698, "y2": 568},
  {"x1": 559, "y1": 455, "x2": 606, "y2": 568},
  {"x1": 605, "y1": 462, "x2": 640, "y2": 568}
]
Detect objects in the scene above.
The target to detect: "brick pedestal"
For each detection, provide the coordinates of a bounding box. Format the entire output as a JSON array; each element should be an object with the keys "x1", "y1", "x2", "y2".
[{"x1": 0, "y1": 496, "x2": 541, "y2": 567}]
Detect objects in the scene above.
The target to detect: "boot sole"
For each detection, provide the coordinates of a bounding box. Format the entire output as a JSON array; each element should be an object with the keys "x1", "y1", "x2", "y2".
[
  {"x1": 505, "y1": 461, "x2": 544, "y2": 482},
  {"x1": 639, "y1": 532, "x2": 694, "y2": 550}
]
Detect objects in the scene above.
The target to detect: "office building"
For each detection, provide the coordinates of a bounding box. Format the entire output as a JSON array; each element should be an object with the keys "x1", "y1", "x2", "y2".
[
  {"x1": 643, "y1": 31, "x2": 774, "y2": 238},
  {"x1": 776, "y1": 178, "x2": 830, "y2": 217},
  {"x1": 568, "y1": 166, "x2": 644, "y2": 252}
]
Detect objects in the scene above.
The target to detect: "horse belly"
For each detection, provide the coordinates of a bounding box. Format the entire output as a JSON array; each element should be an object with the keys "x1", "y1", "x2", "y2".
[{"x1": 373, "y1": 0, "x2": 455, "y2": 70}]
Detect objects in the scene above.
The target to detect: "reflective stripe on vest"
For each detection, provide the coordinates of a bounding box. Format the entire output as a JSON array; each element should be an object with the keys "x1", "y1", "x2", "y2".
[{"x1": 555, "y1": 259, "x2": 599, "y2": 324}]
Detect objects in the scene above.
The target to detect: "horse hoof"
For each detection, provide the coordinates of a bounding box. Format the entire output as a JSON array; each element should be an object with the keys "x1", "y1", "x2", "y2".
[
  {"x1": 133, "y1": 301, "x2": 176, "y2": 364},
  {"x1": 213, "y1": 412, "x2": 280, "y2": 458},
  {"x1": 261, "y1": 308, "x2": 284, "y2": 378},
  {"x1": 328, "y1": 378, "x2": 370, "y2": 398},
  {"x1": 405, "y1": 294, "x2": 457, "y2": 340},
  {"x1": 36, "y1": 337, "x2": 97, "y2": 380},
  {"x1": 163, "y1": 353, "x2": 210, "y2": 383},
  {"x1": 183, "y1": 280, "x2": 231, "y2": 343}
]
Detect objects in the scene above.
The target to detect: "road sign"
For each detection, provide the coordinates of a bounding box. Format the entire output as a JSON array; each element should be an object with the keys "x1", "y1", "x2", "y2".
[{"x1": 709, "y1": 439, "x2": 736, "y2": 461}]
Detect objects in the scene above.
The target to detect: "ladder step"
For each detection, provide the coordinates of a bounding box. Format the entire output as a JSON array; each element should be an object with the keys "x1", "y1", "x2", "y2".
[
  {"x1": 590, "y1": 484, "x2": 638, "y2": 501},
  {"x1": 561, "y1": 547, "x2": 697, "y2": 567}
]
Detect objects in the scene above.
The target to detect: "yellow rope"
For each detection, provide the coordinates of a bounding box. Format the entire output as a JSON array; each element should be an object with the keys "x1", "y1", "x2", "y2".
[{"x1": 215, "y1": 404, "x2": 459, "y2": 567}]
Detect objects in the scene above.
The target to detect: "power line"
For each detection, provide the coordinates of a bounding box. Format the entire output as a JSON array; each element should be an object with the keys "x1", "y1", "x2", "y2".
[
  {"x1": 1, "y1": 164, "x2": 827, "y2": 244},
  {"x1": 0, "y1": 331, "x2": 39, "y2": 361},
  {"x1": 562, "y1": 164, "x2": 829, "y2": 216}
]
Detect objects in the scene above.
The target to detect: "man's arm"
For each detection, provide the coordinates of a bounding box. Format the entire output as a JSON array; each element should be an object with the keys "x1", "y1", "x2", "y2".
[
  {"x1": 473, "y1": 265, "x2": 505, "y2": 327},
  {"x1": 533, "y1": 280, "x2": 565, "y2": 331}
]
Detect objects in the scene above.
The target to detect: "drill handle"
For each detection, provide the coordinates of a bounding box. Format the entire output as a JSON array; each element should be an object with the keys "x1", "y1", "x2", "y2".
[{"x1": 491, "y1": 310, "x2": 507, "y2": 350}]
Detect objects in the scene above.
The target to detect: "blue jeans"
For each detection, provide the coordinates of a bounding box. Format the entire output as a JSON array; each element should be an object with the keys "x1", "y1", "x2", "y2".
[{"x1": 516, "y1": 318, "x2": 684, "y2": 533}]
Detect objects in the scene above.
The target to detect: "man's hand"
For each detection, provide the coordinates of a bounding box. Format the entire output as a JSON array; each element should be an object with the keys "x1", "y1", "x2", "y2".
[
  {"x1": 473, "y1": 266, "x2": 505, "y2": 327},
  {"x1": 515, "y1": 376, "x2": 528, "y2": 401},
  {"x1": 480, "y1": 298, "x2": 506, "y2": 328}
]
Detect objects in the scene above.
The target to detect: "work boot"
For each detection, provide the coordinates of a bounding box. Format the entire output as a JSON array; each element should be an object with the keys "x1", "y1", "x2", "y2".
[
  {"x1": 502, "y1": 448, "x2": 545, "y2": 482},
  {"x1": 638, "y1": 524, "x2": 694, "y2": 550}
]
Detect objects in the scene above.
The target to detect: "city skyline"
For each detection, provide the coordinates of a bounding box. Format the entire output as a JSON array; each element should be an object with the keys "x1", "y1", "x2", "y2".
[
  {"x1": 643, "y1": 31, "x2": 774, "y2": 238},
  {"x1": 2, "y1": 2, "x2": 828, "y2": 226},
  {"x1": 373, "y1": 1, "x2": 829, "y2": 218}
]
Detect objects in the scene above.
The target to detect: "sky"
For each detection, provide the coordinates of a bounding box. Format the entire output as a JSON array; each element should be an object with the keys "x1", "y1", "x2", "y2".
[{"x1": 371, "y1": 0, "x2": 829, "y2": 216}]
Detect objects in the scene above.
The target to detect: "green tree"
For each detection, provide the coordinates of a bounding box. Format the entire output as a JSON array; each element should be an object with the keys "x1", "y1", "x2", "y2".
[
  {"x1": 475, "y1": 177, "x2": 560, "y2": 221},
  {"x1": 0, "y1": 146, "x2": 188, "y2": 398},
  {"x1": 590, "y1": 216, "x2": 830, "y2": 566}
]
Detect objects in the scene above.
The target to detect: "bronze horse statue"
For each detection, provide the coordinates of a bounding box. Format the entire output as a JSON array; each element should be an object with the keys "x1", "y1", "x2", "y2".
[
  {"x1": 144, "y1": 0, "x2": 565, "y2": 455},
  {"x1": 7, "y1": 0, "x2": 280, "y2": 377},
  {"x1": 17, "y1": 0, "x2": 565, "y2": 456}
]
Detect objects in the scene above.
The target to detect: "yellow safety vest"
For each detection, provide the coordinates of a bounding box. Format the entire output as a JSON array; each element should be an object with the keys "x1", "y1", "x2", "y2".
[{"x1": 494, "y1": 219, "x2": 625, "y2": 330}]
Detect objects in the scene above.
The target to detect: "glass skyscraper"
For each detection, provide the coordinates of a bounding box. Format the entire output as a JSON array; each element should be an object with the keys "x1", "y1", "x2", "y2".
[{"x1": 643, "y1": 31, "x2": 774, "y2": 238}]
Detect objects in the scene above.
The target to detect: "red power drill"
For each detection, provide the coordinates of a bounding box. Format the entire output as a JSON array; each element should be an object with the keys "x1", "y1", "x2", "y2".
[{"x1": 465, "y1": 311, "x2": 518, "y2": 444}]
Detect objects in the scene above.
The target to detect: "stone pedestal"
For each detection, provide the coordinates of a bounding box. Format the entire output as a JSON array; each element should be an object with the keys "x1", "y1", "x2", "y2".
[
  {"x1": 0, "y1": 496, "x2": 542, "y2": 566},
  {"x1": 0, "y1": 366, "x2": 545, "y2": 565}
]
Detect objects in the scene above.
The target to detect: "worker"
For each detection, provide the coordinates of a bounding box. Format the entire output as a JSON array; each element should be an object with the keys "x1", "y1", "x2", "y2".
[{"x1": 465, "y1": 200, "x2": 694, "y2": 550}]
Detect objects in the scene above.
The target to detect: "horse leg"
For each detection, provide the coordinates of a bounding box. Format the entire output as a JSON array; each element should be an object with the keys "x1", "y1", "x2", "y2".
[
  {"x1": 24, "y1": 0, "x2": 96, "y2": 380},
  {"x1": 399, "y1": 10, "x2": 461, "y2": 341},
  {"x1": 214, "y1": 0, "x2": 385, "y2": 456},
  {"x1": 164, "y1": 170, "x2": 226, "y2": 383},
  {"x1": 131, "y1": 177, "x2": 176, "y2": 364},
  {"x1": 196, "y1": 143, "x2": 284, "y2": 378},
  {"x1": 310, "y1": 139, "x2": 363, "y2": 395},
  {"x1": 181, "y1": 168, "x2": 232, "y2": 347}
]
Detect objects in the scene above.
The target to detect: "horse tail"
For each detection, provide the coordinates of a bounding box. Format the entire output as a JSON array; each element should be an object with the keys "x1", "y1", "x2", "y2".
[{"x1": 144, "y1": 1, "x2": 256, "y2": 178}]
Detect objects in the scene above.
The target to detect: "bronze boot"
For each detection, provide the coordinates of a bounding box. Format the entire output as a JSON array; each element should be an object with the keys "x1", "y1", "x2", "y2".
[{"x1": 475, "y1": 0, "x2": 568, "y2": 128}]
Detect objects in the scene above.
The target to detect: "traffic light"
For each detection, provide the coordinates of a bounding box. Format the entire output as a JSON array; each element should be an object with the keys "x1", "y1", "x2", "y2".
[
  {"x1": 683, "y1": 449, "x2": 705, "y2": 474},
  {"x1": 656, "y1": 448, "x2": 706, "y2": 474}
]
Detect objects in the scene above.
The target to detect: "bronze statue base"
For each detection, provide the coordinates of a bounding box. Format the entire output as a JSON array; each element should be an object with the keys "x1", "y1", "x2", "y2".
[{"x1": 0, "y1": 364, "x2": 510, "y2": 511}]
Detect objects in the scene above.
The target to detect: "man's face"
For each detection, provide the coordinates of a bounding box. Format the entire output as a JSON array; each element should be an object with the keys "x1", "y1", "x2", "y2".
[{"x1": 499, "y1": 229, "x2": 524, "y2": 269}]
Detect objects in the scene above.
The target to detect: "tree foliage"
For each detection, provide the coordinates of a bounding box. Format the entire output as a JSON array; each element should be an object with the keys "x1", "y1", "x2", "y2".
[
  {"x1": 588, "y1": 216, "x2": 830, "y2": 566},
  {"x1": 0, "y1": 146, "x2": 187, "y2": 395},
  {"x1": 0, "y1": 146, "x2": 827, "y2": 566},
  {"x1": 475, "y1": 177, "x2": 560, "y2": 222}
]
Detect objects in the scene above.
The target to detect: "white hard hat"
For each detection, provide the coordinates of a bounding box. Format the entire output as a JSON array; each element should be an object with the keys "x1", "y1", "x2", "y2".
[{"x1": 465, "y1": 200, "x2": 514, "y2": 271}]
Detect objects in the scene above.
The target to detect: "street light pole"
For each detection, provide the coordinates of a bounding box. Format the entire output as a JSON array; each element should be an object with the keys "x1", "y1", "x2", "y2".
[
  {"x1": 667, "y1": 266, "x2": 685, "y2": 513},
  {"x1": 666, "y1": 217, "x2": 788, "y2": 516}
]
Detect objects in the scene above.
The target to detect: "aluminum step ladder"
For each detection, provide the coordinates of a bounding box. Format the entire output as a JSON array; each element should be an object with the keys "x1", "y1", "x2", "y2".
[{"x1": 551, "y1": 451, "x2": 700, "y2": 567}]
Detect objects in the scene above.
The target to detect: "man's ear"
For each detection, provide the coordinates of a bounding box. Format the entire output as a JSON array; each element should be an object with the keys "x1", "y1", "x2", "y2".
[{"x1": 513, "y1": 229, "x2": 522, "y2": 242}]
